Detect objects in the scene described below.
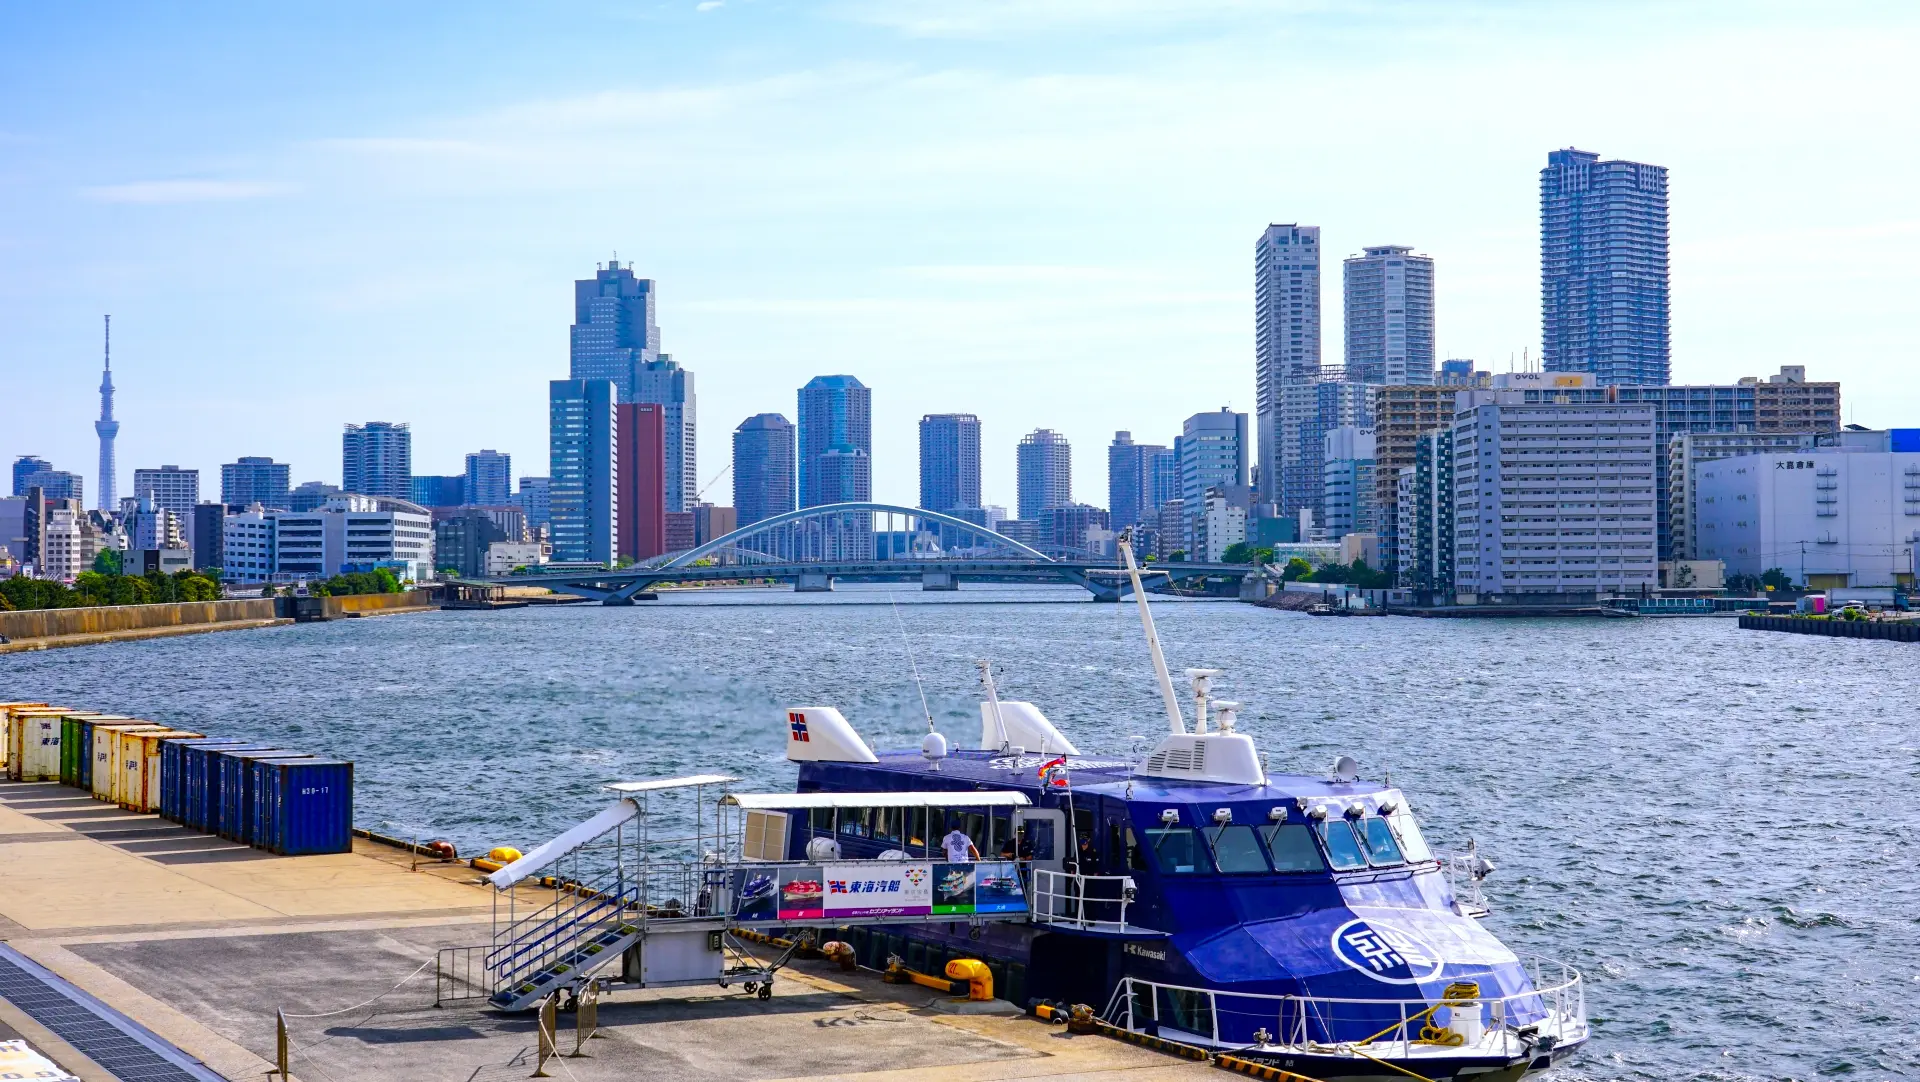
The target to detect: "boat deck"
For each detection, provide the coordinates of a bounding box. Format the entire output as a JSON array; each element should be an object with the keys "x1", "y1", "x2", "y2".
[{"x1": 0, "y1": 780, "x2": 1212, "y2": 1082}]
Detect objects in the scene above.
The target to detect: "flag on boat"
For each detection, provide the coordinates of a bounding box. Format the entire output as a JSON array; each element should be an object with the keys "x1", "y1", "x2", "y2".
[{"x1": 1037, "y1": 756, "x2": 1069, "y2": 787}]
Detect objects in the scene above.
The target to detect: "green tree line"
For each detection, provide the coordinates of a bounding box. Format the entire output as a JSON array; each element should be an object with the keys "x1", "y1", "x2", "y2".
[{"x1": 0, "y1": 567, "x2": 223, "y2": 611}]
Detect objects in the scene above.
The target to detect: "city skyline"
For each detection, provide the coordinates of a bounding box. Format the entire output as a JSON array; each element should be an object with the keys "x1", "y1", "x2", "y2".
[{"x1": 4, "y1": 5, "x2": 1915, "y2": 512}]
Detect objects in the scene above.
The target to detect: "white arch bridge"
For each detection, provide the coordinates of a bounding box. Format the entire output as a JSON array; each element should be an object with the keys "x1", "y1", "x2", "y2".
[{"x1": 483, "y1": 502, "x2": 1269, "y2": 604}]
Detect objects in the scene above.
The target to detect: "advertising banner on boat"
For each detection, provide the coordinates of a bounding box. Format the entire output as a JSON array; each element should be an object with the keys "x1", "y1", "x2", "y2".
[
  {"x1": 822, "y1": 862, "x2": 933, "y2": 917},
  {"x1": 732, "y1": 865, "x2": 828, "y2": 922},
  {"x1": 932, "y1": 861, "x2": 1028, "y2": 915}
]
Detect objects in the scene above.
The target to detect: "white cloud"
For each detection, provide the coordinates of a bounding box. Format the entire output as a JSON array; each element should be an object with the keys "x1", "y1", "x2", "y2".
[
  {"x1": 80, "y1": 179, "x2": 292, "y2": 203},
  {"x1": 697, "y1": 0, "x2": 724, "y2": 10}
]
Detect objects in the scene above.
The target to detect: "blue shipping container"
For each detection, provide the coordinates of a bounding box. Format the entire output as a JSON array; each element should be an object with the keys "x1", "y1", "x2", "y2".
[
  {"x1": 254, "y1": 759, "x2": 354, "y2": 855},
  {"x1": 186, "y1": 743, "x2": 277, "y2": 832},
  {"x1": 217, "y1": 751, "x2": 311, "y2": 842},
  {"x1": 160, "y1": 739, "x2": 248, "y2": 823},
  {"x1": 77, "y1": 720, "x2": 96, "y2": 791}
]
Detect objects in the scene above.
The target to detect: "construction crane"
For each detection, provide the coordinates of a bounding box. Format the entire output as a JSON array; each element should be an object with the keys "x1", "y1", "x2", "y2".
[{"x1": 694, "y1": 463, "x2": 732, "y2": 503}]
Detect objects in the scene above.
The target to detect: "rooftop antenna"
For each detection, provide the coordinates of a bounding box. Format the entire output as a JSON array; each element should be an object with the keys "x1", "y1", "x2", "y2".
[
  {"x1": 104, "y1": 314, "x2": 111, "y2": 370},
  {"x1": 1119, "y1": 529, "x2": 1187, "y2": 735}
]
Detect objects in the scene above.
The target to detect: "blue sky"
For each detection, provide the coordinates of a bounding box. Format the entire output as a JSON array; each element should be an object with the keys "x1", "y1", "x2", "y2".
[{"x1": 4, "y1": 1, "x2": 1916, "y2": 508}]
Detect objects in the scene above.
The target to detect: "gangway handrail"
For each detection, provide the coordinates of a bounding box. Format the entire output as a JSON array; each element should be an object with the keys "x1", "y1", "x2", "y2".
[{"x1": 1029, "y1": 869, "x2": 1150, "y2": 934}]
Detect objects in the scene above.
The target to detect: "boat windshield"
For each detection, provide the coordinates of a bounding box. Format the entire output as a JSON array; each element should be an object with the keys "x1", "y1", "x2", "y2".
[
  {"x1": 1258, "y1": 823, "x2": 1326, "y2": 873},
  {"x1": 1357, "y1": 816, "x2": 1405, "y2": 866},
  {"x1": 1318, "y1": 820, "x2": 1369, "y2": 871},
  {"x1": 1204, "y1": 825, "x2": 1268, "y2": 873},
  {"x1": 1145, "y1": 828, "x2": 1202, "y2": 874},
  {"x1": 1388, "y1": 810, "x2": 1432, "y2": 863}
]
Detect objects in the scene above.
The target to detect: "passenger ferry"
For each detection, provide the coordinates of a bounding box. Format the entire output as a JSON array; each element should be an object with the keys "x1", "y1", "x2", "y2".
[{"x1": 772, "y1": 538, "x2": 1589, "y2": 1081}]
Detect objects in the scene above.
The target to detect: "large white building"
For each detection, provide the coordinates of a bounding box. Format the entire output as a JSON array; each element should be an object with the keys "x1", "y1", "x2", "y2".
[
  {"x1": 132, "y1": 465, "x2": 200, "y2": 517},
  {"x1": 1694, "y1": 429, "x2": 1920, "y2": 589},
  {"x1": 1195, "y1": 487, "x2": 1248, "y2": 563},
  {"x1": 274, "y1": 495, "x2": 433, "y2": 583},
  {"x1": 222, "y1": 506, "x2": 279, "y2": 585},
  {"x1": 1453, "y1": 379, "x2": 1659, "y2": 600},
  {"x1": 1668, "y1": 432, "x2": 1820, "y2": 561},
  {"x1": 1343, "y1": 245, "x2": 1434, "y2": 386}
]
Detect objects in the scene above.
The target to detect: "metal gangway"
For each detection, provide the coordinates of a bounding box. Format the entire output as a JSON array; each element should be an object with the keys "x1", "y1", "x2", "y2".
[{"x1": 456, "y1": 777, "x2": 1038, "y2": 1012}]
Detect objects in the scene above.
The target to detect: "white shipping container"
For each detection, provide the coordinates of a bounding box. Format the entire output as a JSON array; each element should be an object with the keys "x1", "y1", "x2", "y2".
[
  {"x1": 92, "y1": 723, "x2": 167, "y2": 803},
  {"x1": 124, "y1": 730, "x2": 203, "y2": 813}
]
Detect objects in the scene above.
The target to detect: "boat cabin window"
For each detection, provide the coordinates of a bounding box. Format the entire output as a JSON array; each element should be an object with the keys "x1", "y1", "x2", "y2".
[
  {"x1": 809, "y1": 807, "x2": 834, "y2": 834},
  {"x1": 873, "y1": 808, "x2": 902, "y2": 844},
  {"x1": 1357, "y1": 816, "x2": 1405, "y2": 867},
  {"x1": 1145, "y1": 828, "x2": 1202, "y2": 874},
  {"x1": 906, "y1": 808, "x2": 928, "y2": 849},
  {"x1": 1205, "y1": 825, "x2": 1269, "y2": 873},
  {"x1": 1258, "y1": 823, "x2": 1327, "y2": 873},
  {"x1": 1317, "y1": 820, "x2": 1370, "y2": 870},
  {"x1": 1388, "y1": 810, "x2": 1432, "y2": 863},
  {"x1": 839, "y1": 809, "x2": 870, "y2": 838}
]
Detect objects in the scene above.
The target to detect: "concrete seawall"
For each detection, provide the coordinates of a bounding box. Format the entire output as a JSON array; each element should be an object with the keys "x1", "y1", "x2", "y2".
[
  {"x1": 1740, "y1": 612, "x2": 1920, "y2": 641},
  {"x1": 0, "y1": 592, "x2": 439, "y2": 653}
]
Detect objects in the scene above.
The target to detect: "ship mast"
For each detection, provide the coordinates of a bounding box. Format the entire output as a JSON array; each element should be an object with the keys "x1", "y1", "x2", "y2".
[{"x1": 1118, "y1": 533, "x2": 1186, "y2": 735}]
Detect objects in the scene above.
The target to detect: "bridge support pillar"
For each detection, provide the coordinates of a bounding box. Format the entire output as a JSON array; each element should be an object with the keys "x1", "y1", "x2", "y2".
[
  {"x1": 795, "y1": 571, "x2": 834, "y2": 593},
  {"x1": 921, "y1": 571, "x2": 958, "y2": 592},
  {"x1": 1239, "y1": 574, "x2": 1271, "y2": 602}
]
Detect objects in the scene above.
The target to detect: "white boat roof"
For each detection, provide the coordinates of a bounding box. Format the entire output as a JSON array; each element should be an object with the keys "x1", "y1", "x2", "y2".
[
  {"x1": 722, "y1": 790, "x2": 1032, "y2": 810},
  {"x1": 604, "y1": 774, "x2": 740, "y2": 794}
]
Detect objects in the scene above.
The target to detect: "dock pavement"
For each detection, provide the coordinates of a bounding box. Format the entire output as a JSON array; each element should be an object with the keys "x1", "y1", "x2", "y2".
[{"x1": 0, "y1": 780, "x2": 1213, "y2": 1082}]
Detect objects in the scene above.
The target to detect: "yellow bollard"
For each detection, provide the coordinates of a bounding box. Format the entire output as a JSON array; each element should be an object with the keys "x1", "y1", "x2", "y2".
[{"x1": 944, "y1": 958, "x2": 994, "y2": 1001}]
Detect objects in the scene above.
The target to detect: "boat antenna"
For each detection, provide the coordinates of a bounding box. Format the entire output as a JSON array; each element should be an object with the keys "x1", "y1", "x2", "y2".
[
  {"x1": 887, "y1": 594, "x2": 937, "y2": 733},
  {"x1": 976, "y1": 659, "x2": 1010, "y2": 751},
  {"x1": 1119, "y1": 530, "x2": 1187, "y2": 735}
]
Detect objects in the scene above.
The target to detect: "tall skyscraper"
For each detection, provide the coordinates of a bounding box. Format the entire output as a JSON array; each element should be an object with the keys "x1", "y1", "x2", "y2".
[
  {"x1": 133, "y1": 466, "x2": 200, "y2": 517},
  {"x1": 342, "y1": 422, "x2": 413, "y2": 501},
  {"x1": 1254, "y1": 224, "x2": 1321, "y2": 506},
  {"x1": 464, "y1": 450, "x2": 512, "y2": 506},
  {"x1": 1344, "y1": 246, "x2": 1435, "y2": 385},
  {"x1": 918, "y1": 414, "x2": 982, "y2": 514},
  {"x1": 221, "y1": 457, "x2": 291, "y2": 509},
  {"x1": 1015, "y1": 429, "x2": 1072, "y2": 522},
  {"x1": 1108, "y1": 432, "x2": 1153, "y2": 532},
  {"x1": 732, "y1": 414, "x2": 796, "y2": 528},
  {"x1": 570, "y1": 261, "x2": 660, "y2": 401},
  {"x1": 797, "y1": 376, "x2": 872, "y2": 509},
  {"x1": 1541, "y1": 148, "x2": 1671, "y2": 386},
  {"x1": 616, "y1": 403, "x2": 666, "y2": 561},
  {"x1": 634, "y1": 358, "x2": 696, "y2": 513},
  {"x1": 515, "y1": 476, "x2": 552, "y2": 529},
  {"x1": 549, "y1": 380, "x2": 619, "y2": 565},
  {"x1": 95, "y1": 315, "x2": 119, "y2": 512}
]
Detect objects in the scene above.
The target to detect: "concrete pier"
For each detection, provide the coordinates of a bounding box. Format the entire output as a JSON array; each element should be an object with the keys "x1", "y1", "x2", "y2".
[{"x1": 0, "y1": 780, "x2": 1210, "y2": 1082}]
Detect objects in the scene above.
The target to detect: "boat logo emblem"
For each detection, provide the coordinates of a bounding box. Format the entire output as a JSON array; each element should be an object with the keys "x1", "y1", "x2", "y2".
[{"x1": 1329, "y1": 918, "x2": 1444, "y2": 984}]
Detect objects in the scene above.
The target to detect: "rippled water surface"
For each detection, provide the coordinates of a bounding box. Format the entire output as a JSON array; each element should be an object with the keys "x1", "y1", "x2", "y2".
[{"x1": 6, "y1": 585, "x2": 1917, "y2": 1081}]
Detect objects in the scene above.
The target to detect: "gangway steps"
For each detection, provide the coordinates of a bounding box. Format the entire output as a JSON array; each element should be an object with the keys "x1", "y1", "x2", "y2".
[{"x1": 489, "y1": 923, "x2": 643, "y2": 1012}]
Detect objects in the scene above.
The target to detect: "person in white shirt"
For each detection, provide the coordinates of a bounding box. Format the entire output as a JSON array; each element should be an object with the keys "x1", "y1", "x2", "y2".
[{"x1": 942, "y1": 826, "x2": 980, "y2": 863}]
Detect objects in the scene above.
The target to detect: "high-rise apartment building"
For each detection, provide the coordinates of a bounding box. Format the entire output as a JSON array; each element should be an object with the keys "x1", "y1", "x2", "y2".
[
  {"x1": 1280, "y1": 381, "x2": 1371, "y2": 527},
  {"x1": 1015, "y1": 429, "x2": 1072, "y2": 522},
  {"x1": 548, "y1": 380, "x2": 619, "y2": 565},
  {"x1": 464, "y1": 450, "x2": 512, "y2": 507},
  {"x1": 1254, "y1": 224, "x2": 1321, "y2": 503},
  {"x1": 1452, "y1": 390, "x2": 1659, "y2": 599},
  {"x1": 634, "y1": 358, "x2": 696, "y2": 513},
  {"x1": 918, "y1": 414, "x2": 982, "y2": 515},
  {"x1": 221, "y1": 457, "x2": 291, "y2": 509},
  {"x1": 797, "y1": 376, "x2": 872, "y2": 509},
  {"x1": 1541, "y1": 148, "x2": 1671, "y2": 386},
  {"x1": 1370, "y1": 384, "x2": 1464, "y2": 580},
  {"x1": 133, "y1": 465, "x2": 200, "y2": 517},
  {"x1": 570, "y1": 261, "x2": 660, "y2": 401},
  {"x1": 732, "y1": 414, "x2": 796, "y2": 528},
  {"x1": 342, "y1": 422, "x2": 413, "y2": 501},
  {"x1": 1395, "y1": 428, "x2": 1455, "y2": 599},
  {"x1": 617, "y1": 403, "x2": 667, "y2": 561},
  {"x1": 1344, "y1": 246, "x2": 1434, "y2": 385},
  {"x1": 1322, "y1": 426, "x2": 1378, "y2": 539}
]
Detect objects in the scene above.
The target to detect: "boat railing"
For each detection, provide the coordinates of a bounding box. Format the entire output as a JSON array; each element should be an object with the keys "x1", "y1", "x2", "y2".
[
  {"x1": 1104, "y1": 957, "x2": 1587, "y2": 1060},
  {"x1": 1029, "y1": 869, "x2": 1148, "y2": 933},
  {"x1": 1433, "y1": 844, "x2": 1493, "y2": 917}
]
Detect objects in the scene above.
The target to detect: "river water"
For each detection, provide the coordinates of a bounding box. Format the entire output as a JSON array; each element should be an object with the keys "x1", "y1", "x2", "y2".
[{"x1": 4, "y1": 584, "x2": 1914, "y2": 1081}]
